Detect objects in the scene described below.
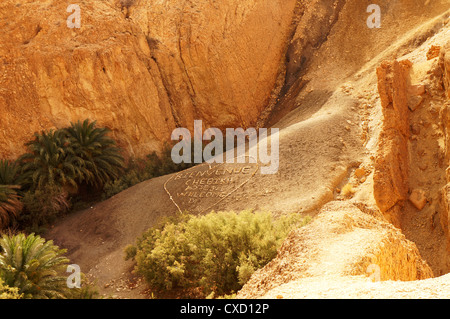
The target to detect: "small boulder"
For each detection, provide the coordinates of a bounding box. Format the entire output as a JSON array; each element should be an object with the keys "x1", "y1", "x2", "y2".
[
  {"x1": 408, "y1": 95, "x2": 423, "y2": 111},
  {"x1": 426, "y1": 45, "x2": 440, "y2": 60},
  {"x1": 354, "y1": 167, "x2": 366, "y2": 178},
  {"x1": 408, "y1": 84, "x2": 425, "y2": 96},
  {"x1": 409, "y1": 189, "x2": 427, "y2": 210}
]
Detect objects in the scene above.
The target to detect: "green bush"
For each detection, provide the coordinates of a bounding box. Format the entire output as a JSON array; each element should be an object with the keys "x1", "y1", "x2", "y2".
[
  {"x1": 0, "y1": 159, "x2": 23, "y2": 186},
  {"x1": 18, "y1": 129, "x2": 81, "y2": 191},
  {"x1": 0, "y1": 160, "x2": 24, "y2": 230},
  {"x1": 18, "y1": 119, "x2": 124, "y2": 193},
  {"x1": 101, "y1": 164, "x2": 150, "y2": 200},
  {"x1": 65, "y1": 119, "x2": 124, "y2": 188},
  {"x1": 101, "y1": 143, "x2": 195, "y2": 200},
  {"x1": 127, "y1": 210, "x2": 310, "y2": 298},
  {"x1": 0, "y1": 119, "x2": 126, "y2": 230},
  {"x1": 18, "y1": 184, "x2": 71, "y2": 231}
]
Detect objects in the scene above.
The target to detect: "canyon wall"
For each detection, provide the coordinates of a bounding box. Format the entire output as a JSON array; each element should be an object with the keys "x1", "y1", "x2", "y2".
[
  {"x1": 1, "y1": 0, "x2": 446, "y2": 160},
  {"x1": 373, "y1": 41, "x2": 450, "y2": 259},
  {"x1": 440, "y1": 43, "x2": 450, "y2": 249},
  {"x1": 0, "y1": 0, "x2": 297, "y2": 159}
]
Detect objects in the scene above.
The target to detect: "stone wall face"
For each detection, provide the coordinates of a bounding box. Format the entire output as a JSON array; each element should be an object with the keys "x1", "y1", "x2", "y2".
[
  {"x1": 0, "y1": 0, "x2": 297, "y2": 159},
  {"x1": 373, "y1": 60, "x2": 411, "y2": 227},
  {"x1": 439, "y1": 43, "x2": 450, "y2": 251}
]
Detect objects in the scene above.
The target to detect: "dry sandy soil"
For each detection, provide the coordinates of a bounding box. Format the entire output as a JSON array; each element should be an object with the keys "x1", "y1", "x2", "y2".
[{"x1": 45, "y1": 2, "x2": 450, "y2": 299}]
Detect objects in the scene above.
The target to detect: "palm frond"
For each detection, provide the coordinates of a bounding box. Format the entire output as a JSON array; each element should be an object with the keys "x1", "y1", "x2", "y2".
[
  {"x1": 0, "y1": 185, "x2": 23, "y2": 229},
  {"x1": 0, "y1": 233, "x2": 71, "y2": 299}
]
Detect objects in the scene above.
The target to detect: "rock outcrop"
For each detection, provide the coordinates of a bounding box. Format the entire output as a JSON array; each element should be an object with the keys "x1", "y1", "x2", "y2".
[
  {"x1": 1, "y1": 0, "x2": 446, "y2": 161},
  {"x1": 440, "y1": 43, "x2": 450, "y2": 250},
  {"x1": 237, "y1": 201, "x2": 433, "y2": 299},
  {"x1": 373, "y1": 60, "x2": 411, "y2": 227},
  {"x1": 0, "y1": 0, "x2": 297, "y2": 159},
  {"x1": 441, "y1": 42, "x2": 450, "y2": 98}
]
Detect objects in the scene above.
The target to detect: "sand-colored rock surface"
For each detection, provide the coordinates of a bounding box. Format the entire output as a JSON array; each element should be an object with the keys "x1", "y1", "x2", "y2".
[
  {"x1": 237, "y1": 201, "x2": 433, "y2": 299},
  {"x1": 252, "y1": 274, "x2": 450, "y2": 299},
  {"x1": 373, "y1": 60, "x2": 411, "y2": 227},
  {"x1": 0, "y1": 0, "x2": 296, "y2": 159},
  {"x1": 442, "y1": 42, "x2": 450, "y2": 97}
]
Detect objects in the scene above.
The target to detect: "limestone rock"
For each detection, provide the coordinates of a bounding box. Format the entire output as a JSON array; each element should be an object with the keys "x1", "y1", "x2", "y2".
[
  {"x1": 409, "y1": 189, "x2": 427, "y2": 211},
  {"x1": 376, "y1": 60, "x2": 410, "y2": 136},
  {"x1": 373, "y1": 60, "x2": 410, "y2": 226},
  {"x1": 408, "y1": 84, "x2": 426, "y2": 96},
  {"x1": 237, "y1": 202, "x2": 433, "y2": 299},
  {"x1": 440, "y1": 42, "x2": 450, "y2": 98},
  {"x1": 408, "y1": 95, "x2": 423, "y2": 111},
  {"x1": 0, "y1": 0, "x2": 297, "y2": 159},
  {"x1": 354, "y1": 167, "x2": 366, "y2": 179},
  {"x1": 427, "y1": 45, "x2": 440, "y2": 60}
]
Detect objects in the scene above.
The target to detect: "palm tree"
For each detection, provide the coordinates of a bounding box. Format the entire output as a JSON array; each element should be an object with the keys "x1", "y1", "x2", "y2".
[
  {"x1": 0, "y1": 160, "x2": 24, "y2": 229},
  {"x1": 0, "y1": 185, "x2": 22, "y2": 229},
  {"x1": 0, "y1": 159, "x2": 23, "y2": 186},
  {"x1": 0, "y1": 233, "x2": 70, "y2": 299},
  {"x1": 65, "y1": 119, "x2": 124, "y2": 188},
  {"x1": 18, "y1": 129, "x2": 84, "y2": 191}
]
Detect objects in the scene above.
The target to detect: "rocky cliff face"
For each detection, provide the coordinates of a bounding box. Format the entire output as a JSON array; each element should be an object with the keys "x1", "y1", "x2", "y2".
[
  {"x1": 440, "y1": 43, "x2": 450, "y2": 250},
  {"x1": 442, "y1": 43, "x2": 450, "y2": 98},
  {"x1": 1, "y1": 0, "x2": 446, "y2": 160},
  {"x1": 0, "y1": 0, "x2": 297, "y2": 159},
  {"x1": 373, "y1": 60, "x2": 411, "y2": 227},
  {"x1": 372, "y1": 39, "x2": 450, "y2": 273}
]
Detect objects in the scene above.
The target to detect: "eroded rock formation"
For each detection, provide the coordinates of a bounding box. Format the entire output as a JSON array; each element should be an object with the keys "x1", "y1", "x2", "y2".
[
  {"x1": 238, "y1": 201, "x2": 433, "y2": 299},
  {"x1": 441, "y1": 42, "x2": 450, "y2": 98},
  {"x1": 373, "y1": 60, "x2": 411, "y2": 227},
  {"x1": 0, "y1": 0, "x2": 297, "y2": 159},
  {"x1": 440, "y1": 42, "x2": 450, "y2": 250}
]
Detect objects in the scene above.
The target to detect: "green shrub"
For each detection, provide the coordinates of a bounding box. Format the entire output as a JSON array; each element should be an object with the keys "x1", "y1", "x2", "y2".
[
  {"x1": 0, "y1": 159, "x2": 23, "y2": 186},
  {"x1": 101, "y1": 166, "x2": 150, "y2": 200},
  {"x1": 18, "y1": 129, "x2": 81, "y2": 191},
  {"x1": 18, "y1": 184, "x2": 71, "y2": 231},
  {"x1": 0, "y1": 159, "x2": 24, "y2": 230},
  {"x1": 66, "y1": 275, "x2": 100, "y2": 299},
  {"x1": 18, "y1": 120, "x2": 124, "y2": 193},
  {"x1": 124, "y1": 244, "x2": 137, "y2": 261},
  {"x1": 101, "y1": 143, "x2": 195, "y2": 200},
  {"x1": 128, "y1": 210, "x2": 310, "y2": 298}
]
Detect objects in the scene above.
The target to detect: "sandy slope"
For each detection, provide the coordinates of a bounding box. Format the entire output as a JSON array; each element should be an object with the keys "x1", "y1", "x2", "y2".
[{"x1": 257, "y1": 274, "x2": 450, "y2": 299}]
